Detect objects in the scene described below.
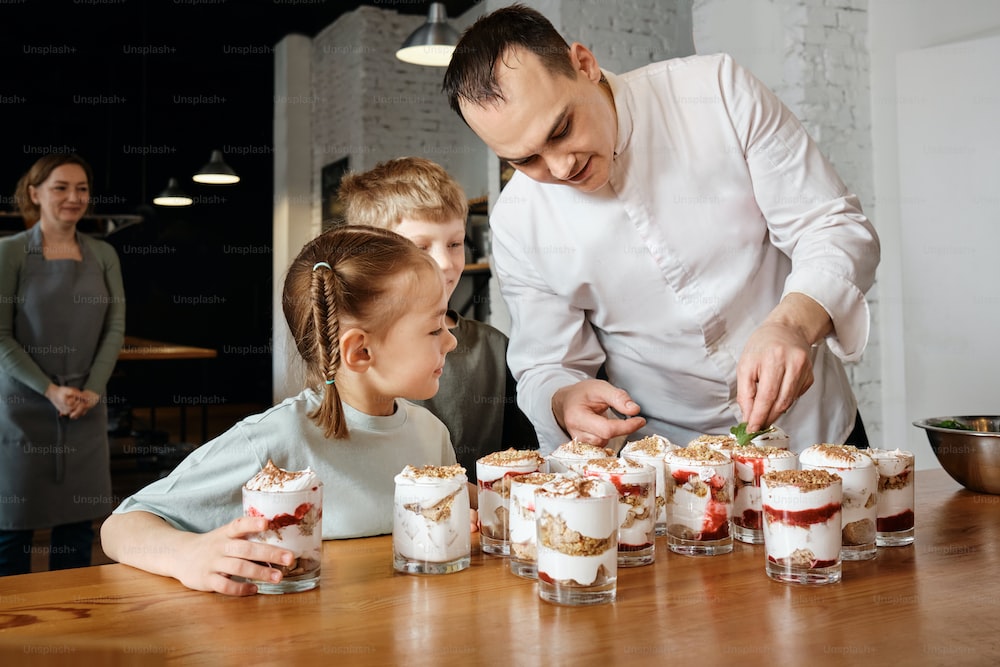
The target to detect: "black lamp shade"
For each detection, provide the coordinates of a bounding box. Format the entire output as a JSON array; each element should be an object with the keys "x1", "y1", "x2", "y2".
[
  {"x1": 193, "y1": 149, "x2": 240, "y2": 185},
  {"x1": 153, "y1": 177, "x2": 193, "y2": 207}
]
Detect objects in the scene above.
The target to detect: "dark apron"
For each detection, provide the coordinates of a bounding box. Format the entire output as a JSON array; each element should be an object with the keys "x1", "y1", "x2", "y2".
[{"x1": 0, "y1": 226, "x2": 114, "y2": 529}]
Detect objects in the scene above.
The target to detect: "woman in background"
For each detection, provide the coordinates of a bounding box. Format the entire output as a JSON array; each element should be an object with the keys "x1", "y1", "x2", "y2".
[{"x1": 0, "y1": 153, "x2": 125, "y2": 575}]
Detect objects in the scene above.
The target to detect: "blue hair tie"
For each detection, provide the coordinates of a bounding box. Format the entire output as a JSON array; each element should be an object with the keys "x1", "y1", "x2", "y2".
[
  {"x1": 313, "y1": 261, "x2": 332, "y2": 271},
  {"x1": 325, "y1": 378, "x2": 335, "y2": 385}
]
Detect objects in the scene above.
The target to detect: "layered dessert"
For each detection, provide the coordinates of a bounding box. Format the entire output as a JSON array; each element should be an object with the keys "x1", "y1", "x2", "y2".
[
  {"x1": 620, "y1": 434, "x2": 679, "y2": 536},
  {"x1": 508, "y1": 471, "x2": 559, "y2": 579},
  {"x1": 535, "y1": 475, "x2": 618, "y2": 605},
  {"x1": 730, "y1": 445, "x2": 798, "y2": 544},
  {"x1": 582, "y1": 457, "x2": 656, "y2": 566},
  {"x1": 392, "y1": 464, "x2": 471, "y2": 574},
  {"x1": 689, "y1": 433, "x2": 736, "y2": 459},
  {"x1": 761, "y1": 468, "x2": 843, "y2": 585},
  {"x1": 476, "y1": 449, "x2": 546, "y2": 556},
  {"x1": 869, "y1": 448, "x2": 916, "y2": 546},
  {"x1": 799, "y1": 444, "x2": 878, "y2": 560},
  {"x1": 242, "y1": 460, "x2": 323, "y2": 593},
  {"x1": 663, "y1": 444, "x2": 734, "y2": 555},
  {"x1": 546, "y1": 439, "x2": 611, "y2": 474}
]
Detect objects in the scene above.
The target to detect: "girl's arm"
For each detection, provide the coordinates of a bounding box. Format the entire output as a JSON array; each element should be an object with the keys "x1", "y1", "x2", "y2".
[{"x1": 101, "y1": 510, "x2": 296, "y2": 596}]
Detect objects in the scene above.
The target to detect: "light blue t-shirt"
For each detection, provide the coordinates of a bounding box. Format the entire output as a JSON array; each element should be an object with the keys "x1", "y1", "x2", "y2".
[{"x1": 113, "y1": 388, "x2": 457, "y2": 539}]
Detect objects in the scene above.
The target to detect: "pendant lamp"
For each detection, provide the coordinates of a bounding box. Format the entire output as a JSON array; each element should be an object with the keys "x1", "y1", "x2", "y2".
[
  {"x1": 395, "y1": 2, "x2": 460, "y2": 67},
  {"x1": 192, "y1": 149, "x2": 240, "y2": 184},
  {"x1": 153, "y1": 177, "x2": 193, "y2": 207}
]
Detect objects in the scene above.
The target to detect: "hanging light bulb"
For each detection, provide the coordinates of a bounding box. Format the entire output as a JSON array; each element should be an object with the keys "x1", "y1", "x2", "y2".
[
  {"x1": 395, "y1": 2, "x2": 460, "y2": 67},
  {"x1": 153, "y1": 177, "x2": 193, "y2": 207},
  {"x1": 192, "y1": 149, "x2": 240, "y2": 184}
]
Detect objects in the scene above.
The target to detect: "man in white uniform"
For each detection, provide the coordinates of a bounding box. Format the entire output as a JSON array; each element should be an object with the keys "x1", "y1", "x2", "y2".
[{"x1": 442, "y1": 5, "x2": 880, "y2": 454}]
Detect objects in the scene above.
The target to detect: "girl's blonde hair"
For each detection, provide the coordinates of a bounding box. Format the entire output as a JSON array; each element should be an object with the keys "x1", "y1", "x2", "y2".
[
  {"x1": 282, "y1": 225, "x2": 440, "y2": 439},
  {"x1": 337, "y1": 157, "x2": 468, "y2": 229}
]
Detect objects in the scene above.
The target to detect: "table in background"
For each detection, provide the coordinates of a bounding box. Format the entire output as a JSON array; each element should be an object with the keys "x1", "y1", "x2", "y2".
[
  {"x1": 1, "y1": 469, "x2": 998, "y2": 666},
  {"x1": 116, "y1": 336, "x2": 218, "y2": 444}
]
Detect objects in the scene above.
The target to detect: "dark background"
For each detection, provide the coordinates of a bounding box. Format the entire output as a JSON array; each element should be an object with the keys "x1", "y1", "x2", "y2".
[{"x1": 0, "y1": 0, "x2": 477, "y2": 408}]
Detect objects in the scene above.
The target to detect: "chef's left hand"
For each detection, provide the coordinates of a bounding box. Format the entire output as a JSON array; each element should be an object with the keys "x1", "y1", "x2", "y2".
[{"x1": 737, "y1": 294, "x2": 832, "y2": 433}]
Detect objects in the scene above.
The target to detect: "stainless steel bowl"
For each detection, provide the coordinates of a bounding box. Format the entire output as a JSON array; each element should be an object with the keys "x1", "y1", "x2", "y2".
[{"x1": 913, "y1": 416, "x2": 1000, "y2": 494}]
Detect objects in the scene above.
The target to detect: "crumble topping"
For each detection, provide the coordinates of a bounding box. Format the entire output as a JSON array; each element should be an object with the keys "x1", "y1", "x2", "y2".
[
  {"x1": 762, "y1": 468, "x2": 841, "y2": 491},
  {"x1": 623, "y1": 435, "x2": 674, "y2": 456},
  {"x1": 401, "y1": 463, "x2": 466, "y2": 480},
  {"x1": 669, "y1": 444, "x2": 730, "y2": 464},
  {"x1": 479, "y1": 448, "x2": 545, "y2": 467}
]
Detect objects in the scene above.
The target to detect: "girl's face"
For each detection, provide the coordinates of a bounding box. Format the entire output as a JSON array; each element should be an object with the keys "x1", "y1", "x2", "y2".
[
  {"x1": 368, "y1": 267, "x2": 457, "y2": 402},
  {"x1": 29, "y1": 163, "x2": 90, "y2": 227}
]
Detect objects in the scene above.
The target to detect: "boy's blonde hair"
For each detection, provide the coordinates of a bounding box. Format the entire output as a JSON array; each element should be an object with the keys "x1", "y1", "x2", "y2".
[{"x1": 337, "y1": 157, "x2": 468, "y2": 229}]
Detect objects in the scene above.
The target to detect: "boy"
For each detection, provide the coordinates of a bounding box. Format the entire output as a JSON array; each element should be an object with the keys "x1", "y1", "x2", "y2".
[{"x1": 338, "y1": 157, "x2": 538, "y2": 481}]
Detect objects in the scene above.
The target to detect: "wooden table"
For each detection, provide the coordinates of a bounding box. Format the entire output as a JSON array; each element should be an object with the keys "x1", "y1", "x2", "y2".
[{"x1": 1, "y1": 469, "x2": 998, "y2": 666}]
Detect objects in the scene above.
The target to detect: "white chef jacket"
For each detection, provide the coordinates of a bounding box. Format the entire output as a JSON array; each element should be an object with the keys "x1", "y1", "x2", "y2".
[{"x1": 490, "y1": 53, "x2": 880, "y2": 455}]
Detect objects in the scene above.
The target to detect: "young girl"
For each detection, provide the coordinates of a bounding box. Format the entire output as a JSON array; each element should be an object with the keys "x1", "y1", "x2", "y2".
[{"x1": 101, "y1": 226, "x2": 462, "y2": 596}]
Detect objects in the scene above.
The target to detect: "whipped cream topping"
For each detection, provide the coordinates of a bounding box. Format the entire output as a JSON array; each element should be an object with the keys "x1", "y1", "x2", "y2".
[
  {"x1": 245, "y1": 459, "x2": 321, "y2": 492},
  {"x1": 665, "y1": 443, "x2": 730, "y2": 465},
  {"x1": 478, "y1": 448, "x2": 546, "y2": 468},
  {"x1": 537, "y1": 475, "x2": 616, "y2": 499},
  {"x1": 868, "y1": 448, "x2": 915, "y2": 477},
  {"x1": 621, "y1": 434, "x2": 677, "y2": 457},
  {"x1": 583, "y1": 457, "x2": 648, "y2": 475},
  {"x1": 799, "y1": 444, "x2": 873, "y2": 469},
  {"x1": 397, "y1": 464, "x2": 467, "y2": 484},
  {"x1": 550, "y1": 439, "x2": 611, "y2": 460}
]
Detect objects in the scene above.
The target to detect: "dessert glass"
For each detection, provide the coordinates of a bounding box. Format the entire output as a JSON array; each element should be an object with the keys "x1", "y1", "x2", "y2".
[
  {"x1": 663, "y1": 445, "x2": 734, "y2": 556},
  {"x1": 476, "y1": 449, "x2": 545, "y2": 556},
  {"x1": 508, "y1": 472, "x2": 559, "y2": 579},
  {"x1": 619, "y1": 434, "x2": 679, "y2": 536},
  {"x1": 392, "y1": 464, "x2": 471, "y2": 575},
  {"x1": 869, "y1": 448, "x2": 916, "y2": 547},
  {"x1": 535, "y1": 476, "x2": 618, "y2": 606},
  {"x1": 242, "y1": 461, "x2": 323, "y2": 594},
  {"x1": 546, "y1": 439, "x2": 610, "y2": 474},
  {"x1": 730, "y1": 446, "x2": 798, "y2": 544},
  {"x1": 761, "y1": 469, "x2": 843, "y2": 585},
  {"x1": 582, "y1": 457, "x2": 656, "y2": 567},
  {"x1": 799, "y1": 444, "x2": 878, "y2": 561}
]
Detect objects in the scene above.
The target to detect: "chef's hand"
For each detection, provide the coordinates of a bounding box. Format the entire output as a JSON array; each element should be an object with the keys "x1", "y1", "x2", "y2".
[
  {"x1": 737, "y1": 293, "x2": 832, "y2": 433},
  {"x1": 44, "y1": 384, "x2": 81, "y2": 417},
  {"x1": 552, "y1": 379, "x2": 646, "y2": 447},
  {"x1": 176, "y1": 517, "x2": 296, "y2": 597},
  {"x1": 67, "y1": 389, "x2": 101, "y2": 419}
]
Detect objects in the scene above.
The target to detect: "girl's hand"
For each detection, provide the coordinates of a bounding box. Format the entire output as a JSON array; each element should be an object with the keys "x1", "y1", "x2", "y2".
[{"x1": 174, "y1": 517, "x2": 297, "y2": 596}]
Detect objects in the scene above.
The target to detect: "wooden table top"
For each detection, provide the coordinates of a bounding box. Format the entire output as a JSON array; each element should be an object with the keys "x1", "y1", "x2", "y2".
[
  {"x1": 1, "y1": 469, "x2": 998, "y2": 666},
  {"x1": 118, "y1": 336, "x2": 217, "y2": 362}
]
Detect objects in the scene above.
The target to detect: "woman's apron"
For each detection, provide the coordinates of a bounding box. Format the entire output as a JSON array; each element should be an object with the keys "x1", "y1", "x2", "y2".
[{"x1": 0, "y1": 225, "x2": 114, "y2": 529}]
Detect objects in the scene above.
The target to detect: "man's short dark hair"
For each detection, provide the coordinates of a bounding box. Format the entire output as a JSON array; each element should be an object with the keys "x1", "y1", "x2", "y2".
[{"x1": 442, "y1": 4, "x2": 576, "y2": 120}]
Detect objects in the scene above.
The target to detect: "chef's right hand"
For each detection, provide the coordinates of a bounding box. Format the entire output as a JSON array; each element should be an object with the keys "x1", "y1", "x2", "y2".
[
  {"x1": 177, "y1": 517, "x2": 296, "y2": 596},
  {"x1": 551, "y1": 379, "x2": 646, "y2": 447}
]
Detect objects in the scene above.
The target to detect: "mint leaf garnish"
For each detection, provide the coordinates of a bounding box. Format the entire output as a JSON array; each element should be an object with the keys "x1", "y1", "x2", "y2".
[{"x1": 730, "y1": 422, "x2": 776, "y2": 447}]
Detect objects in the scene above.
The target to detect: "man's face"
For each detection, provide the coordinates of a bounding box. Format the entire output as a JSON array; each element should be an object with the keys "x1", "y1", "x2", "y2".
[{"x1": 459, "y1": 45, "x2": 618, "y2": 193}]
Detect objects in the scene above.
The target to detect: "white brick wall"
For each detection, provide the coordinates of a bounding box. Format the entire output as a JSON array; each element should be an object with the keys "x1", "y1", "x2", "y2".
[
  {"x1": 310, "y1": 4, "x2": 489, "y2": 229},
  {"x1": 694, "y1": 0, "x2": 881, "y2": 445}
]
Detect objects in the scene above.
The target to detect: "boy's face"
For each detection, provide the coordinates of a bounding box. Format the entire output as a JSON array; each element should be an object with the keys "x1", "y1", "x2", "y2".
[{"x1": 395, "y1": 216, "x2": 467, "y2": 299}]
